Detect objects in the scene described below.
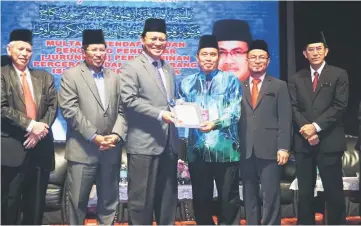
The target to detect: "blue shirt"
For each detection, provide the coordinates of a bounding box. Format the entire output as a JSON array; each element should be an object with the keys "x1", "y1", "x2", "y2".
[{"x1": 89, "y1": 67, "x2": 105, "y2": 141}]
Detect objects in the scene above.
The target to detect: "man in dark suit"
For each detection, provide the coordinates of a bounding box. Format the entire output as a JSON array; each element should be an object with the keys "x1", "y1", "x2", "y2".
[
  {"x1": 1, "y1": 29, "x2": 57, "y2": 225},
  {"x1": 239, "y1": 40, "x2": 292, "y2": 225},
  {"x1": 288, "y1": 31, "x2": 349, "y2": 225},
  {"x1": 58, "y1": 29, "x2": 127, "y2": 225},
  {"x1": 119, "y1": 18, "x2": 179, "y2": 225}
]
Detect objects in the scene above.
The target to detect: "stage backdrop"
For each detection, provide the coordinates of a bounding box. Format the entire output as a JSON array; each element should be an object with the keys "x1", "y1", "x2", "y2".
[{"x1": 1, "y1": 0, "x2": 279, "y2": 142}]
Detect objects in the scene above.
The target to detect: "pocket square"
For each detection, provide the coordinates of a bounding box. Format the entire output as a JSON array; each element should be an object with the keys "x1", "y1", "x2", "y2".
[{"x1": 321, "y1": 82, "x2": 332, "y2": 87}]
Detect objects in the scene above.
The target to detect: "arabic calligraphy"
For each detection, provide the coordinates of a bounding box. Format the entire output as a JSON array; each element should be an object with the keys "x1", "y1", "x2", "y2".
[
  {"x1": 34, "y1": 5, "x2": 199, "y2": 39},
  {"x1": 32, "y1": 22, "x2": 200, "y2": 39},
  {"x1": 38, "y1": 5, "x2": 193, "y2": 22}
]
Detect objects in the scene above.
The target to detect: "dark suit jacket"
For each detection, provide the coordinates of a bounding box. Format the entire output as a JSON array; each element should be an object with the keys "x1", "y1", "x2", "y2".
[
  {"x1": 356, "y1": 102, "x2": 361, "y2": 151},
  {"x1": 288, "y1": 64, "x2": 349, "y2": 154},
  {"x1": 1, "y1": 64, "x2": 57, "y2": 170},
  {"x1": 239, "y1": 74, "x2": 292, "y2": 160}
]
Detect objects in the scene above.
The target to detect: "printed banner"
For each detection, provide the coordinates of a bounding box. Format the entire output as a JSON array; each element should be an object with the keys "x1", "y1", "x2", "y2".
[{"x1": 1, "y1": 0, "x2": 279, "y2": 141}]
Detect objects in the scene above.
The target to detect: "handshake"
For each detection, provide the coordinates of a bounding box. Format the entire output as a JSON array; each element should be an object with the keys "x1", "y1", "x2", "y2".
[
  {"x1": 23, "y1": 121, "x2": 50, "y2": 149},
  {"x1": 299, "y1": 124, "x2": 319, "y2": 146},
  {"x1": 92, "y1": 134, "x2": 121, "y2": 151}
]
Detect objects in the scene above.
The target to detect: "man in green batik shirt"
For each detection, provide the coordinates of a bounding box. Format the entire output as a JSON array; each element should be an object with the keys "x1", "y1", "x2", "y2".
[{"x1": 177, "y1": 35, "x2": 242, "y2": 225}]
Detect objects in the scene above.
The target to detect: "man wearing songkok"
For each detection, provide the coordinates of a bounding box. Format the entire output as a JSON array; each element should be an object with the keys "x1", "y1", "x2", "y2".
[
  {"x1": 119, "y1": 18, "x2": 179, "y2": 225},
  {"x1": 239, "y1": 40, "x2": 292, "y2": 225},
  {"x1": 1, "y1": 29, "x2": 58, "y2": 225},
  {"x1": 178, "y1": 34, "x2": 242, "y2": 225},
  {"x1": 288, "y1": 30, "x2": 349, "y2": 224},
  {"x1": 212, "y1": 19, "x2": 252, "y2": 82},
  {"x1": 58, "y1": 29, "x2": 127, "y2": 225}
]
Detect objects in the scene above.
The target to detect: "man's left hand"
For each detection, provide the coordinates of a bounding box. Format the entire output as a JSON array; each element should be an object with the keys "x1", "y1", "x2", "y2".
[
  {"x1": 199, "y1": 121, "x2": 216, "y2": 133},
  {"x1": 299, "y1": 124, "x2": 316, "y2": 138},
  {"x1": 277, "y1": 150, "x2": 289, "y2": 165}
]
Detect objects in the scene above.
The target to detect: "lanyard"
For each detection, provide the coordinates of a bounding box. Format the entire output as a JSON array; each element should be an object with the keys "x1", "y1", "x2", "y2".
[{"x1": 199, "y1": 75, "x2": 214, "y2": 108}]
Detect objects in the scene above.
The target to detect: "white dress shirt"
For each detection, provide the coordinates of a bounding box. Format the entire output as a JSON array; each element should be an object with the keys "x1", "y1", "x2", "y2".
[
  {"x1": 249, "y1": 73, "x2": 266, "y2": 94},
  {"x1": 310, "y1": 61, "x2": 326, "y2": 132}
]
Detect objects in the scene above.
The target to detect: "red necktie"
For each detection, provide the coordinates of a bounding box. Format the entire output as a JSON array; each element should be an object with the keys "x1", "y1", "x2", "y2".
[
  {"x1": 21, "y1": 72, "x2": 36, "y2": 120},
  {"x1": 251, "y1": 79, "x2": 261, "y2": 109},
  {"x1": 313, "y1": 71, "x2": 319, "y2": 92}
]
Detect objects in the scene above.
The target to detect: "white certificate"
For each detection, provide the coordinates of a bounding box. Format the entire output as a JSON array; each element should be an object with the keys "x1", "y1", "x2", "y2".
[{"x1": 171, "y1": 102, "x2": 203, "y2": 128}]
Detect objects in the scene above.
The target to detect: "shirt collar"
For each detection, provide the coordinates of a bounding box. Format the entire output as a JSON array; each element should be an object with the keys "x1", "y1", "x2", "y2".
[
  {"x1": 249, "y1": 73, "x2": 266, "y2": 84},
  {"x1": 142, "y1": 51, "x2": 161, "y2": 67},
  {"x1": 199, "y1": 69, "x2": 219, "y2": 81},
  {"x1": 310, "y1": 61, "x2": 326, "y2": 76},
  {"x1": 88, "y1": 66, "x2": 104, "y2": 78},
  {"x1": 13, "y1": 64, "x2": 30, "y2": 77}
]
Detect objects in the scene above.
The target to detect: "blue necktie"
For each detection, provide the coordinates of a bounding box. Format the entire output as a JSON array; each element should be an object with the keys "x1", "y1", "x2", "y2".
[{"x1": 152, "y1": 61, "x2": 168, "y2": 99}]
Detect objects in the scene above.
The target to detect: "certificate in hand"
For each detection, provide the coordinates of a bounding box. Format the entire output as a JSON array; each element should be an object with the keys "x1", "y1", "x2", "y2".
[{"x1": 171, "y1": 102, "x2": 204, "y2": 128}]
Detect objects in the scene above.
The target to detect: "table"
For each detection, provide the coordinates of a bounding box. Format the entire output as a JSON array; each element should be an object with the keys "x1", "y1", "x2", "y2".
[
  {"x1": 290, "y1": 177, "x2": 359, "y2": 224},
  {"x1": 88, "y1": 183, "x2": 245, "y2": 206},
  {"x1": 290, "y1": 176, "x2": 359, "y2": 196}
]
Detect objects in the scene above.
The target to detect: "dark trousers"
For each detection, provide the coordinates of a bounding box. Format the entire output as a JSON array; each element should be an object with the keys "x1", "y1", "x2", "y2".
[
  {"x1": 1, "y1": 163, "x2": 50, "y2": 225},
  {"x1": 127, "y1": 150, "x2": 178, "y2": 225},
  {"x1": 242, "y1": 154, "x2": 281, "y2": 225},
  {"x1": 188, "y1": 161, "x2": 241, "y2": 225},
  {"x1": 295, "y1": 151, "x2": 345, "y2": 225}
]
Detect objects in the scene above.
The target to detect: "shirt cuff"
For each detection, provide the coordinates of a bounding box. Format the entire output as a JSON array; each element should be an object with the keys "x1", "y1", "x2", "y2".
[
  {"x1": 312, "y1": 122, "x2": 322, "y2": 132},
  {"x1": 278, "y1": 149, "x2": 289, "y2": 152},
  {"x1": 26, "y1": 120, "x2": 36, "y2": 133},
  {"x1": 89, "y1": 133, "x2": 97, "y2": 142},
  {"x1": 157, "y1": 110, "x2": 165, "y2": 121}
]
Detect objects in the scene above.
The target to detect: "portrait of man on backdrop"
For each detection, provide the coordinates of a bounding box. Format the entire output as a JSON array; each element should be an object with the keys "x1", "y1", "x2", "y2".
[{"x1": 212, "y1": 19, "x2": 252, "y2": 82}]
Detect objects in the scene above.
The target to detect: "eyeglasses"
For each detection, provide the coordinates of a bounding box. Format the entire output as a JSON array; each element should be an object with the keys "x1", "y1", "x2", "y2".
[
  {"x1": 86, "y1": 48, "x2": 106, "y2": 54},
  {"x1": 219, "y1": 50, "x2": 247, "y2": 58},
  {"x1": 306, "y1": 47, "x2": 325, "y2": 54},
  {"x1": 248, "y1": 56, "x2": 269, "y2": 62},
  {"x1": 199, "y1": 52, "x2": 218, "y2": 57}
]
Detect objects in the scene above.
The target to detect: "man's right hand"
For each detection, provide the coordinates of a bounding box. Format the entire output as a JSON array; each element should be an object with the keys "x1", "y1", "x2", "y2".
[
  {"x1": 23, "y1": 133, "x2": 39, "y2": 149},
  {"x1": 31, "y1": 122, "x2": 49, "y2": 139},
  {"x1": 92, "y1": 135, "x2": 105, "y2": 147},
  {"x1": 161, "y1": 111, "x2": 176, "y2": 124}
]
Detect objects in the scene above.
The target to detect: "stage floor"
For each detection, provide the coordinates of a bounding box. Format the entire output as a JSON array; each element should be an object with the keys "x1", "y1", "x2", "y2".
[{"x1": 43, "y1": 211, "x2": 361, "y2": 225}]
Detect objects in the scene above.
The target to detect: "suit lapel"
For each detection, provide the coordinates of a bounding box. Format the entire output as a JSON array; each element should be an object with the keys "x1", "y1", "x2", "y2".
[
  {"x1": 103, "y1": 69, "x2": 111, "y2": 111},
  {"x1": 243, "y1": 78, "x2": 252, "y2": 108},
  {"x1": 254, "y1": 74, "x2": 271, "y2": 110},
  {"x1": 80, "y1": 63, "x2": 104, "y2": 110},
  {"x1": 302, "y1": 69, "x2": 315, "y2": 101},
  {"x1": 29, "y1": 69, "x2": 42, "y2": 111},
  {"x1": 162, "y1": 61, "x2": 172, "y2": 99},
  {"x1": 139, "y1": 54, "x2": 168, "y2": 101},
  {"x1": 8, "y1": 65, "x2": 25, "y2": 106}
]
